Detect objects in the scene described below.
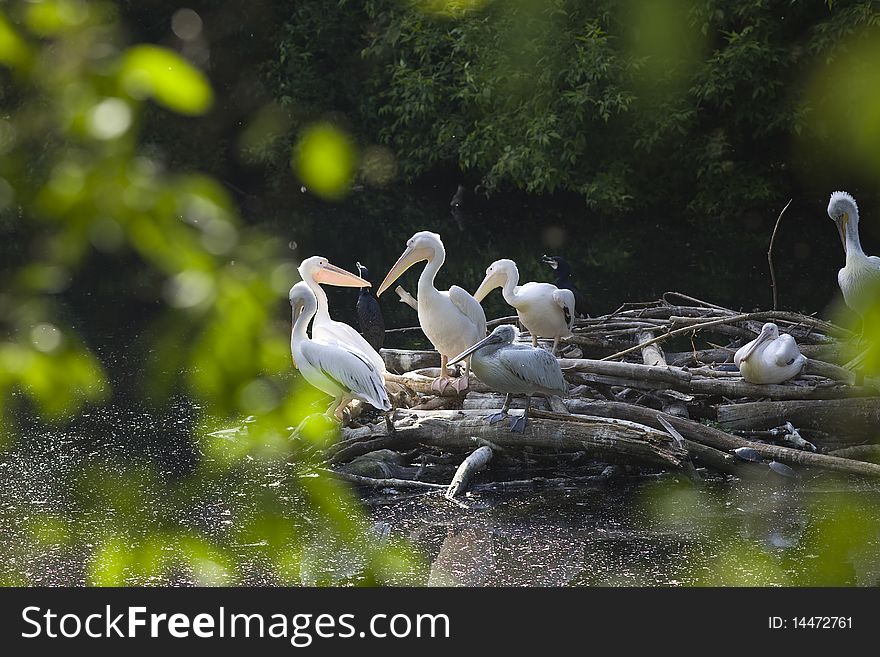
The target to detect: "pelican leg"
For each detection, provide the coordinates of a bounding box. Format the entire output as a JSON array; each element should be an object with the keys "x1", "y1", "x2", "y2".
[
  {"x1": 430, "y1": 355, "x2": 451, "y2": 393},
  {"x1": 486, "y1": 393, "x2": 513, "y2": 424},
  {"x1": 531, "y1": 334, "x2": 538, "y2": 348},
  {"x1": 551, "y1": 337, "x2": 559, "y2": 355},
  {"x1": 450, "y1": 357, "x2": 471, "y2": 393},
  {"x1": 384, "y1": 409, "x2": 396, "y2": 434},
  {"x1": 509, "y1": 396, "x2": 531, "y2": 433},
  {"x1": 331, "y1": 394, "x2": 353, "y2": 423}
]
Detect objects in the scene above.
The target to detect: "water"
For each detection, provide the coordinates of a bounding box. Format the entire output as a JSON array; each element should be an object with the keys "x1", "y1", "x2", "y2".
[{"x1": 3, "y1": 186, "x2": 879, "y2": 586}]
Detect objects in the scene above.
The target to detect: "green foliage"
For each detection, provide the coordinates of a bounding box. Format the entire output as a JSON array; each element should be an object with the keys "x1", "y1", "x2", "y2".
[
  {"x1": 269, "y1": 0, "x2": 880, "y2": 219},
  {"x1": 0, "y1": 0, "x2": 417, "y2": 586}
]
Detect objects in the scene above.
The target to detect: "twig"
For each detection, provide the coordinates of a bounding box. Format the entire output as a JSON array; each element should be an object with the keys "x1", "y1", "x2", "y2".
[
  {"x1": 768, "y1": 198, "x2": 792, "y2": 311},
  {"x1": 600, "y1": 313, "x2": 752, "y2": 361}
]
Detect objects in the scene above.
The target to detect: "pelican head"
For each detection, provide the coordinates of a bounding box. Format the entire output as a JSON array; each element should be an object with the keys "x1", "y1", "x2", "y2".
[
  {"x1": 298, "y1": 255, "x2": 370, "y2": 288},
  {"x1": 289, "y1": 281, "x2": 316, "y2": 326},
  {"x1": 739, "y1": 322, "x2": 780, "y2": 363},
  {"x1": 448, "y1": 324, "x2": 518, "y2": 365},
  {"x1": 828, "y1": 191, "x2": 858, "y2": 252},
  {"x1": 473, "y1": 259, "x2": 518, "y2": 302},
  {"x1": 376, "y1": 230, "x2": 443, "y2": 296}
]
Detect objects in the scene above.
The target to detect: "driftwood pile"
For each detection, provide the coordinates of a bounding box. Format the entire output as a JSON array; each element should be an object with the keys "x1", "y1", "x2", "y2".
[{"x1": 323, "y1": 292, "x2": 880, "y2": 501}]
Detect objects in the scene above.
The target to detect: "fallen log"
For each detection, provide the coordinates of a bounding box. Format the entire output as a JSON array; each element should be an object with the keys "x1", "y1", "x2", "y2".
[
  {"x1": 347, "y1": 409, "x2": 687, "y2": 471},
  {"x1": 381, "y1": 349, "x2": 439, "y2": 373},
  {"x1": 446, "y1": 446, "x2": 494, "y2": 499},
  {"x1": 532, "y1": 403, "x2": 880, "y2": 479},
  {"x1": 717, "y1": 398, "x2": 880, "y2": 439},
  {"x1": 560, "y1": 358, "x2": 876, "y2": 400}
]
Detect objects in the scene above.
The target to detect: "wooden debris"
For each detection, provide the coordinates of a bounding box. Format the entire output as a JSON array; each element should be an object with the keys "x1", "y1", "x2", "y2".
[{"x1": 446, "y1": 446, "x2": 494, "y2": 499}]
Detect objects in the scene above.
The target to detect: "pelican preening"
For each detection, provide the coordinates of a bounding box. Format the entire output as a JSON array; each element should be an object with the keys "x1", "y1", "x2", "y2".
[
  {"x1": 355, "y1": 262, "x2": 385, "y2": 352},
  {"x1": 734, "y1": 322, "x2": 805, "y2": 384},
  {"x1": 377, "y1": 231, "x2": 487, "y2": 392},
  {"x1": 288, "y1": 282, "x2": 392, "y2": 424},
  {"x1": 827, "y1": 191, "x2": 880, "y2": 322},
  {"x1": 541, "y1": 255, "x2": 588, "y2": 318},
  {"x1": 297, "y1": 255, "x2": 386, "y2": 376},
  {"x1": 473, "y1": 258, "x2": 575, "y2": 354},
  {"x1": 450, "y1": 325, "x2": 567, "y2": 432}
]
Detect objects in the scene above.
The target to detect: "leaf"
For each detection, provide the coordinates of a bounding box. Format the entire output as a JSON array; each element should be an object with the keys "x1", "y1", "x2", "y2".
[{"x1": 120, "y1": 45, "x2": 213, "y2": 115}]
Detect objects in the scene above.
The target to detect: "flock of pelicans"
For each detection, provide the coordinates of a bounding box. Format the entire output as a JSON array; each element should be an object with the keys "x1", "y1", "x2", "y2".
[{"x1": 288, "y1": 190, "x2": 880, "y2": 433}]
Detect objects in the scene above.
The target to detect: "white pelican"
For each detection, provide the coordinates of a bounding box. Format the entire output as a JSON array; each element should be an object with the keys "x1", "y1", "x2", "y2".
[
  {"x1": 289, "y1": 282, "x2": 392, "y2": 425},
  {"x1": 298, "y1": 255, "x2": 386, "y2": 376},
  {"x1": 827, "y1": 191, "x2": 880, "y2": 321},
  {"x1": 449, "y1": 325, "x2": 567, "y2": 432},
  {"x1": 734, "y1": 322, "x2": 805, "y2": 384},
  {"x1": 473, "y1": 258, "x2": 575, "y2": 354},
  {"x1": 376, "y1": 231, "x2": 486, "y2": 392}
]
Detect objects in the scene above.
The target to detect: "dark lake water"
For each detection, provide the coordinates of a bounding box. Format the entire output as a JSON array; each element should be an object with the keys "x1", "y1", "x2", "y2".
[{"x1": 4, "y1": 185, "x2": 880, "y2": 586}]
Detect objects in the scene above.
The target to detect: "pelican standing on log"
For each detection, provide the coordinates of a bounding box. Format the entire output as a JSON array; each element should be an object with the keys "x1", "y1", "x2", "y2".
[
  {"x1": 827, "y1": 191, "x2": 880, "y2": 324},
  {"x1": 734, "y1": 322, "x2": 805, "y2": 384},
  {"x1": 289, "y1": 282, "x2": 392, "y2": 427},
  {"x1": 449, "y1": 324, "x2": 567, "y2": 432},
  {"x1": 473, "y1": 258, "x2": 575, "y2": 354},
  {"x1": 377, "y1": 231, "x2": 486, "y2": 392},
  {"x1": 298, "y1": 255, "x2": 386, "y2": 376}
]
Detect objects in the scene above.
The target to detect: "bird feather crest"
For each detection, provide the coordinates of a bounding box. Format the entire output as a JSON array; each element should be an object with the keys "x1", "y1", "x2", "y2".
[{"x1": 829, "y1": 190, "x2": 857, "y2": 213}]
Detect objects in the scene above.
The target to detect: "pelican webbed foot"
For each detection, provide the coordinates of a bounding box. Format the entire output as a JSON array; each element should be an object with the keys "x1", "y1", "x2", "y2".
[
  {"x1": 508, "y1": 413, "x2": 528, "y2": 433},
  {"x1": 450, "y1": 374, "x2": 469, "y2": 393},
  {"x1": 485, "y1": 411, "x2": 508, "y2": 425},
  {"x1": 430, "y1": 376, "x2": 451, "y2": 394}
]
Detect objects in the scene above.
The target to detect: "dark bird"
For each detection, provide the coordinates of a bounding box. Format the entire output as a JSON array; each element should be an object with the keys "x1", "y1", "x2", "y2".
[
  {"x1": 541, "y1": 255, "x2": 588, "y2": 317},
  {"x1": 450, "y1": 184, "x2": 466, "y2": 209},
  {"x1": 355, "y1": 262, "x2": 385, "y2": 352}
]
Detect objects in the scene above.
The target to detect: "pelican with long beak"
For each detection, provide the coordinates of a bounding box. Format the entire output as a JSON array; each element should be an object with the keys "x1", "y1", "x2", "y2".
[
  {"x1": 298, "y1": 255, "x2": 385, "y2": 376},
  {"x1": 289, "y1": 282, "x2": 392, "y2": 427},
  {"x1": 377, "y1": 231, "x2": 486, "y2": 392},
  {"x1": 450, "y1": 324, "x2": 567, "y2": 432},
  {"x1": 827, "y1": 191, "x2": 880, "y2": 323},
  {"x1": 474, "y1": 258, "x2": 575, "y2": 354},
  {"x1": 734, "y1": 322, "x2": 805, "y2": 384}
]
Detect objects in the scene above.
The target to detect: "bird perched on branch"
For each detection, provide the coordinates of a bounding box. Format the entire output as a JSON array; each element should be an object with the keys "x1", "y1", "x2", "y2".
[
  {"x1": 541, "y1": 255, "x2": 587, "y2": 318},
  {"x1": 473, "y1": 258, "x2": 575, "y2": 354},
  {"x1": 354, "y1": 262, "x2": 385, "y2": 352},
  {"x1": 449, "y1": 324, "x2": 567, "y2": 432},
  {"x1": 827, "y1": 191, "x2": 880, "y2": 327},
  {"x1": 734, "y1": 322, "x2": 805, "y2": 384},
  {"x1": 377, "y1": 230, "x2": 486, "y2": 393},
  {"x1": 289, "y1": 282, "x2": 392, "y2": 429}
]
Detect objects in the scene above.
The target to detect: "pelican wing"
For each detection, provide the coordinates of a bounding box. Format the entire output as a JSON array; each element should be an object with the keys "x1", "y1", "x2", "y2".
[
  {"x1": 448, "y1": 285, "x2": 487, "y2": 337},
  {"x1": 772, "y1": 334, "x2": 804, "y2": 368},
  {"x1": 313, "y1": 319, "x2": 386, "y2": 375},
  {"x1": 301, "y1": 340, "x2": 390, "y2": 411},
  {"x1": 497, "y1": 346, "x2": 567, "y2": 395},
  {"x1": 552, "y1": 288, "x2": 576, "y2": 332}
]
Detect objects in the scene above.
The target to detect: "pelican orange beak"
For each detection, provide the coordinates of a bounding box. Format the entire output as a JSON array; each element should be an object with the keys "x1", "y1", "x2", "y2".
[
  {"x1": 312, "y1": 261, "x2": 370, "y2": 287},
  {"x1": 376, "y1": 245, "x2": 432, "y2": 297},
  {"x1": 473, "y1": 271, "x2": 503, "y2": 302},
  {"x1": 739, "y1": 325, "x2": 773, "y2": 363},
  {"x1": 448, "y1": 333, "x2": 503, "y2": 365}
]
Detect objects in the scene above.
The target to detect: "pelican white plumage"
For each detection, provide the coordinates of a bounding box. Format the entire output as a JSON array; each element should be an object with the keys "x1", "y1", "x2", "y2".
[
  {"x1": 827, "y1": 191, "x2": 880, "y2": 321},
  {"x1": 377, "y1": 231, "x2": 486, "y2": 392},
  {"x1": 298, "y1": 255, "x2": 386, "y2": 376},
  {"x1": 449, "y1": 324, "x2": 567, "y2": 432},
  {"x1": 473, "y1": 258, "x2": 575, "y2": 354},
  {"x1": 289, "y1": 282, "x2": 391, "y2": 424},
  {"x1": 734, "y1": 322, "x2": 805, "y2": 384}
]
